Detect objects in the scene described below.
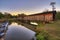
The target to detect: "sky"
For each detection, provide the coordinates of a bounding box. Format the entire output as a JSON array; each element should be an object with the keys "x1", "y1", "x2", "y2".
[{"x1": 0, "y1": 0, "x2": 60, "y2": 15}]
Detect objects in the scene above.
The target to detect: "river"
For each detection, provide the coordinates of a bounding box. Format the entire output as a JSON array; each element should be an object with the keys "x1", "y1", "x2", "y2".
[{"x1": 4, "y1": 22, "x2": 36, "y2": 40}]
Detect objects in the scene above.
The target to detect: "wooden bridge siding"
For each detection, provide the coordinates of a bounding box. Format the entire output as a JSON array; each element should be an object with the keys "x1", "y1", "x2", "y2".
[
  {"x1": 44, "y1": 13, "x2": 53, "y2": 22},
  {"x1": 23, "y1": 13, "x2": 53, "y2": 22}
]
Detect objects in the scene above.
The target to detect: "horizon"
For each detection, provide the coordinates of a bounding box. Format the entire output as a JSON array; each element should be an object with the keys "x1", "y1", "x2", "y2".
[{"x1": 0, "y1": 0, "x2": 60, "y2": 15}]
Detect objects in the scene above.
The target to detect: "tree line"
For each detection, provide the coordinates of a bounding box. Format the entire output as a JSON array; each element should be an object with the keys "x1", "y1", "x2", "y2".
[
  {"x1": 0, "y1": 12, "x2": 26, "y2": 19},
  {"x1": 56, "y1": 11, "x2": 60, "y2": 20}
]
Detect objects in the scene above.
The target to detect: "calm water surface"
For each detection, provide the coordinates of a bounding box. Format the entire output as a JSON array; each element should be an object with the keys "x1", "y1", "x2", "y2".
[{"x1": 5, "y1": 22, "x2": 36, "y2": 40}]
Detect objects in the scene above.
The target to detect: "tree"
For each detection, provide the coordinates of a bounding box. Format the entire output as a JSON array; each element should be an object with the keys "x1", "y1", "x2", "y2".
[
  {"x1": 0, "y1": 12, "x2": 4, "y2": 19},
  {"x1": 4, "y1": 12, "x2": 12, "y2": 18},
  {"x1": 18, "y1": 13, "x2": 26, "y2": 19},
  {"x1": 56, "y1": 11, "x2": 60, "y2": 19},
  {"x1": 18, "y1": 13, "x2": 27, "y2": 22},
  {"x1": 50, "y1": 2, "x2": 56, "y2": 11}
]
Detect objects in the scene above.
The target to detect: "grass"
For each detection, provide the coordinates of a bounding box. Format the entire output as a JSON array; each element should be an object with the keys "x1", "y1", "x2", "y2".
[
  {"x1": 36, "y1": 30, "x2": 49, "y2": 40},
  {"x1": 36, "y1": 20, "x2": 60, "y2": 40}
]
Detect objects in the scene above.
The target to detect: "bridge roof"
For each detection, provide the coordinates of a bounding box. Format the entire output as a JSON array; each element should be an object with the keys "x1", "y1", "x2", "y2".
[{"x1": 28, "y1": 11, "x2": 56, "y2": 16}]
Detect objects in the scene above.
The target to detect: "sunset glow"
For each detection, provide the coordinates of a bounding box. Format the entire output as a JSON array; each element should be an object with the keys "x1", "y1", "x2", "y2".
[{"x1": 0, "y1": 0, "x2": 60, "y2": 15}]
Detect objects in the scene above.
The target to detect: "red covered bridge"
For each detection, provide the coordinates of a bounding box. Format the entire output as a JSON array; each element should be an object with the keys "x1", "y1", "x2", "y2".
[{"x1": 18, "y1": 11, "x2": 56, "y2": 23}]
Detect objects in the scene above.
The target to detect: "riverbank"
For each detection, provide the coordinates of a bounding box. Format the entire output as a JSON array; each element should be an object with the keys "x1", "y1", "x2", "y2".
[
  {"x1": 19, "y1": 20, "x2": 60, "y2": 40},
  {"x1": 36, "y1": 20, "x2": 60, "y2": 40}
]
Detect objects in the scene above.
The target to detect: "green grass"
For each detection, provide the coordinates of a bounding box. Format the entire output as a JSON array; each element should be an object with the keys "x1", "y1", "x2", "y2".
[
  {"x1": 36, "y1": 30, "x2": 49, "y2": 40},
  {"x1": 36, "y1": 20, "x2": 60, "y2": 40}
]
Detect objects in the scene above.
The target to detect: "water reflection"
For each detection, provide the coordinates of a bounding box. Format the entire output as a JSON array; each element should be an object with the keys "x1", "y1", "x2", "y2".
[{"x1": 5, "y1": 22, "x2": 36, "y2": 40}]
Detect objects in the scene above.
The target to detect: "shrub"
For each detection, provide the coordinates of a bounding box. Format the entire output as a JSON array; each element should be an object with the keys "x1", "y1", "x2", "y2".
[{"x1": 36, "y1": 30, "x2": 49, "y2": 40}]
